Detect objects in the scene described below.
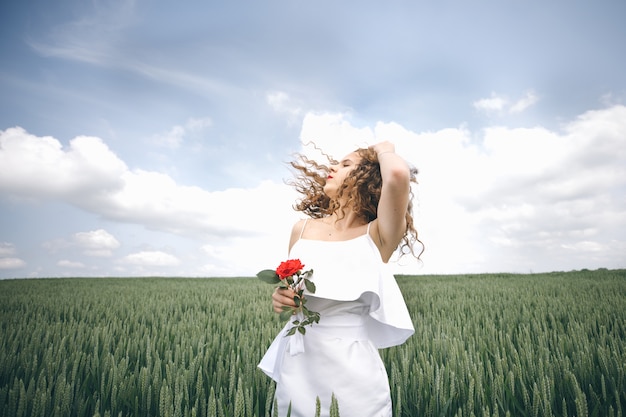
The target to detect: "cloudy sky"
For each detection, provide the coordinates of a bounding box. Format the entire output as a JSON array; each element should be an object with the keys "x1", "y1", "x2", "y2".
[{"x1": 1, "y1": 0, "x2": 625, "y2": 278}]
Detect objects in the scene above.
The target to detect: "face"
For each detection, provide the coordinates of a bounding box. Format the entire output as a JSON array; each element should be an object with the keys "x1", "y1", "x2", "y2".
[{"x1": 324, "y1": 152, "x2": 362, "y2": 197}]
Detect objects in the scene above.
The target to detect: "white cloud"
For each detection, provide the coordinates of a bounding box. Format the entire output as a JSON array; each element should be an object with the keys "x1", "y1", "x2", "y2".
[
  {"x1": 473, "y1": 91, "x2": 539, "y2": 115},
  {"x1": 510, "y1": 91, "x2": 539, "y2": 113},
  {"x1": 0, "y1": 258, "x2": 26, "y2": 270},
  {"x1": 57, "y1": 260, "x2": 85, "y2": 268},
  {"x1": 473, "y1": 92, "x2": 508, "y2": 112},
  {"x1": 267, "y1": 91, "x2": 303, "y2": 117},
  {"x1": 2, "y1": 104, "x2": 625, "y2": 277},
  {"x1": 42, "y1": 229, "x2": 120, "y2": 257},
  {"x1": 0, "y1": 243, "x2": 26, "y2": 270},
  {"x1": 186, "y1": 117, "x2": 213, "y2": 131},
  {"x1": 297, "y1": 105, "x2": 626, "y2": 274},
  {"x1": 0, "y1": 127, "x2": 296, "y2": 241},
  {"x1": 0, "y1": 242, "x2": 17, "y2": 257},
  {"x1": 0, "y1": 127, "x2": 126, "y2": 199},
  {"x1": 121, "y1": 251, "x2": 180, "y2": 267},
  {"x1": 150, "y1": 117, "x2": 213, "y2": 149},
  {"x1": 73, "y1": 229, "x2": 120, "y2": 257},
  {"x1": 151, "y1": 125, "x2": 186, "y2": 149},
  {"x1": 0, "y1": 126, "x2": 302, "y2": 276}
]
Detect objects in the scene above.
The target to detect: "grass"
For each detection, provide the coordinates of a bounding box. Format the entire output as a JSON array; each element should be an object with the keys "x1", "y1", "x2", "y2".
[{"x1": 0, "y1": 269, "x2": 624, "y2": 416}]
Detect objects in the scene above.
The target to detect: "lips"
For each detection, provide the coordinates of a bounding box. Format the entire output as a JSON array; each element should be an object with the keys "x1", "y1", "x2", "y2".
[{"x1": 327, "y1": 175, "x2": 333, "y2": 179}]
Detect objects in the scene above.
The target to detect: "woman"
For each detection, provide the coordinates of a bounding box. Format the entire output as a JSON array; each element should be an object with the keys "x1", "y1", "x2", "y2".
[{"x1": 259, "y1": 141, "x2": 422, "y2": 417}]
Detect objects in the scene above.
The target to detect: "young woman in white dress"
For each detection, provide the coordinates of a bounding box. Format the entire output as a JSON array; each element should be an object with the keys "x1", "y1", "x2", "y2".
[{"x1": 259, "y1": 141, "x2": 423, "y2": 417}]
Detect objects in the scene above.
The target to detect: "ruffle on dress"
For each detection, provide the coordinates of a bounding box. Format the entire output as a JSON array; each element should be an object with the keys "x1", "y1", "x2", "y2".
[{"x1": 258, "y1": 233, "x2": 414, "y2": 382}]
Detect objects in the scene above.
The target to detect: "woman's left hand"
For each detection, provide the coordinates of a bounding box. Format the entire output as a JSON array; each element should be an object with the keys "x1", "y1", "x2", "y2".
[{"x1": 371, "y1": 141, "x2": 395, "y2": 156}]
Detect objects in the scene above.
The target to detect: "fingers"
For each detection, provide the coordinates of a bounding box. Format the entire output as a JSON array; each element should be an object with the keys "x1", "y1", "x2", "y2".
[
  {"x1": 272, "y1": 287, "x2": 297, "y2": 313},
  {"x1": 371, "y1": 141, "x2": 395, "y2": 155}
]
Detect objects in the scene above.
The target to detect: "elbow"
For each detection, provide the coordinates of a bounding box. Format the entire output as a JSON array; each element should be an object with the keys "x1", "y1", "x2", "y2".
[{"x1": 385, "y1": 165, "x2": 410, "y2": 189}]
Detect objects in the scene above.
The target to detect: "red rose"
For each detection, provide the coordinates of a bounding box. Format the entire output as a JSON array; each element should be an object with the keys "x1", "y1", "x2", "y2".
[{"x1": 276, "y1": 259, "x2": 305, "y2": 279}]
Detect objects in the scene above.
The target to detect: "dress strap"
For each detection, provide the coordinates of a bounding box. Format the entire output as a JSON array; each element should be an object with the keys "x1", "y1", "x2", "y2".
[
  {"x1": 299, "y1": 218, "x2": 309, "y2": 240},
  {"x1": 366, "y1": 221, "x2": 372, "y2": 235}
]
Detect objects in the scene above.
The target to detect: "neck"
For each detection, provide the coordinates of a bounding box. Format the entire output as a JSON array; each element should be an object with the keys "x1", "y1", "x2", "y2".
[{"x1": 326, "y1": 211, "x2": 367, "y2": 230}]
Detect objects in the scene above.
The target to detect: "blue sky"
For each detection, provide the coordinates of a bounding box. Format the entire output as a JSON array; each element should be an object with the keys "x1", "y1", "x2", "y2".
[{"x1": 1, "y1": 0, "x2": 625, "y2": 278}]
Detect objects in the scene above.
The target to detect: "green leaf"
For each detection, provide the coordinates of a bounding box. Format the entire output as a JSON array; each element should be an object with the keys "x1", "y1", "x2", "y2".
[
  {"x1": 304, "y1": 279, "x2": 316, "y2": 294},
  {"x1": 298, "y1": 326, "x2": 306, "y2": 335},
  {"x1": 279, "y1": 308, "x2": 293, "y2": 321},
  {"x1": 286, "y1": 328, "x2": 297, "y2": 336},
  {"x1": 257, "y1": 269, "x2": 280, "y2": 284},
  {"x1": 293, "y1": 296, "x2": 300, "y2": 307}
]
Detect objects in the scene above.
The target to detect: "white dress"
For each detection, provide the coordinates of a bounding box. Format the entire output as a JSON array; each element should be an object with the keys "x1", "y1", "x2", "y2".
[{"x1": 258, "y1": 223, "x2": 415, "y2": 417}]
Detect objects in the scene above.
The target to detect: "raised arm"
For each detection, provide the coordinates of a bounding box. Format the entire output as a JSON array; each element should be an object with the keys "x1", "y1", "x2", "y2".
[{"x1": 371, "y1": 141, "x2": 411, "y2": 262}]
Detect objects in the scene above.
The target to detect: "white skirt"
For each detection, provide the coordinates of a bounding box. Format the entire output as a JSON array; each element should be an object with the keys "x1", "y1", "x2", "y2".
[{"x1": 260, "y1": 301, "x2": 393, "y2": 417}]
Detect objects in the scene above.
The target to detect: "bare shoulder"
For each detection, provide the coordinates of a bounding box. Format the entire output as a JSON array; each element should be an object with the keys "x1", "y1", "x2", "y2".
[
  {"x1": 291, "y1": 219, "x2": 307, "y2": 238},
  {"x1": 288, "y1": 219, "x2": 308, "y2": 252}
]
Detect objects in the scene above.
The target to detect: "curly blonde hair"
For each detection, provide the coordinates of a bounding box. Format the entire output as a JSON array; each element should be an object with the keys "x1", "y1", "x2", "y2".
[{"x1": 288, "y1": 147, "x2": 424, "y2": 259}]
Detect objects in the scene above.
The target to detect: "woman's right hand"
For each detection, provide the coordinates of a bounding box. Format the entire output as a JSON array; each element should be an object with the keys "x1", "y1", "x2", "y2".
[{"x1": 272, "y1": 287, "x2": 297, "y2": 313}]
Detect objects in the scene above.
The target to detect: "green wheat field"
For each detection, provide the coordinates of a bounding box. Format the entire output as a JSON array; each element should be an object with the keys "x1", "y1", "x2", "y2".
[{"x1": 1, "y1": 270, "x2": 625, "y2": 417}]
